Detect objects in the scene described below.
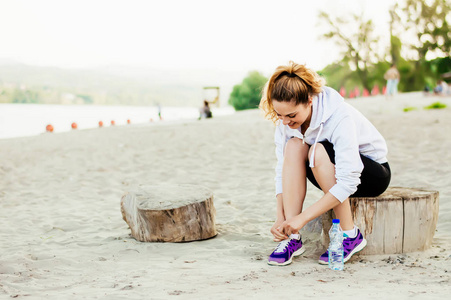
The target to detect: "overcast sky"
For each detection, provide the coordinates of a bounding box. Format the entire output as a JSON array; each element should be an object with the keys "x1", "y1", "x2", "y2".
[{"x1": 0, "y1": 0, "x2": 395, "y2": 75}]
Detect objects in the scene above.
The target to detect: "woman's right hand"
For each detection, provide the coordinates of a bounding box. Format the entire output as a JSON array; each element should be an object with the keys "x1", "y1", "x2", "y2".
[{"x1": 271, "y1": 218, "x2": 289, "y2": 242}]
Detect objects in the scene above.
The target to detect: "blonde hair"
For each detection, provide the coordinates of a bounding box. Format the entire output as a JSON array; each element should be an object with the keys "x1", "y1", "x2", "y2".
[{"x1": 259, "y1": 61, "x2": 325, "y2": 123}]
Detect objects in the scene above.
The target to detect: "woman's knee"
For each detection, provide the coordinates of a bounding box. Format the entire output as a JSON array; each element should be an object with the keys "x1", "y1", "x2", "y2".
[
  {"x1": 308, "y1": 143, "x2": 332, "y2": 166},
  {"x1": 285, "y1": 138, "x2": 308, "y2": 157}
]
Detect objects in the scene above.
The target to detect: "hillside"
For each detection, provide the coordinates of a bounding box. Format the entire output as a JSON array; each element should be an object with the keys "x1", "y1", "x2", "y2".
[{"x1": 0, "y1": 63, "x2": 243, "y2": 107}]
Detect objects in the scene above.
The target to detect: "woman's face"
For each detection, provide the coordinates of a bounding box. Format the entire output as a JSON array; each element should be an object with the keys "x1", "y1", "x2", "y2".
[{"x1": 272, "y1": 99, "x2": 312, "y2": 129}]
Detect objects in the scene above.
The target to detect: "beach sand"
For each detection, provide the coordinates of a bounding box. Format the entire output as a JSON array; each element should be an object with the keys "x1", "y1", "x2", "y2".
[{"x1": 1, "y1": 92, "x2": 450, "y2": 299}]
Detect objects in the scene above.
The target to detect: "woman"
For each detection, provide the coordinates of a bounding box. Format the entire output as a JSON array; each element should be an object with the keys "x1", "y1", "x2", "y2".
[{"x1": 259, "y1": 62, "x2": 391, "y2": 266}]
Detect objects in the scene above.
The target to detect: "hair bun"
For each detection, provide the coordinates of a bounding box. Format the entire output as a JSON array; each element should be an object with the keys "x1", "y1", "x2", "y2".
[{"x1": 259, "y1": 61, "x2": 325, "y2": 124}]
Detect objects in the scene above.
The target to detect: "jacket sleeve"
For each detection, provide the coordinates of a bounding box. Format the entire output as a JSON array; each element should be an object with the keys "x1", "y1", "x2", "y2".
[
  {"x1": 328, "y1": 116, "x2": 363, "y2": 202},
  {"x1": 274, "y1": 125, "x2": 284, "y2": 195}
]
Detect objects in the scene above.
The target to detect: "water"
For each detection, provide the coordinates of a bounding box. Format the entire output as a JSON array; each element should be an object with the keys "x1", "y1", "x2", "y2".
[
  {"x1": 0, "y1": 103, "x2": 235, "y2": 139},
  {"x1": 328, "y1": 219, "x2": 344, "y2": 271}
]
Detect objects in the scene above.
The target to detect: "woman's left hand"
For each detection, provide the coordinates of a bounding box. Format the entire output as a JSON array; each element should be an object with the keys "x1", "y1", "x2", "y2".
[{"x1": 279, "y1": 214, "x2": 304, "y2": 236}]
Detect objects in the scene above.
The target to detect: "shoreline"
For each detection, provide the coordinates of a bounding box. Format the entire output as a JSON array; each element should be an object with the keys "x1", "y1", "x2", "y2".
[{"x1": 0, "y1": 103, "x2": 235, "y2": 140}]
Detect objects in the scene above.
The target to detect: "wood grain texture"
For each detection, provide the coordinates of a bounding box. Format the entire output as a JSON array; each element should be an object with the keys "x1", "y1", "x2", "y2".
[
  {"x1": 121, "y1": 184, "x2": 217, "y2": 242},
  {"x1": 321, "y1": 187, "x2": 439, "y2": 254}
]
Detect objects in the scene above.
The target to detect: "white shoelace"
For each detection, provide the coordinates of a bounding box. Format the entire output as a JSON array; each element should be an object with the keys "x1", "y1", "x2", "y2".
[{"x1": 274, "y1": 233, "x2": 301, "y2": 253}]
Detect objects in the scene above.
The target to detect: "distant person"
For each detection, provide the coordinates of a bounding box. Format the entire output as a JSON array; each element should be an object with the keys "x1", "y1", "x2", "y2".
[
  {"x1": 157, "y1": 103, "x2": 162, "y2": 120},
  {"x1": 259, "y1": 61, "x2": 390, "y2": 266},
  {"x1": 384, "y1": 64, "x2": 400, "y2": 98},
  {"x1": 433, "y1": 80, "x2": 448, "y2": 96},
  {"x1": 199, "y1": 100, "x2": 212, "y2": 119}
]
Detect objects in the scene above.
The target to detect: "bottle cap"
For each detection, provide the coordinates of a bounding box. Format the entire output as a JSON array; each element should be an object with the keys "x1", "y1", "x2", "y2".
[{"x1": 332, "y1": 219, "x2": 340, "y2": 224}]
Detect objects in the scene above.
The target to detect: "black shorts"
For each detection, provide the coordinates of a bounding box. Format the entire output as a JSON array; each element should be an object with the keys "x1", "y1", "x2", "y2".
[{"x1": 306, "y1": 141, "x2": 391, "y2": 198}]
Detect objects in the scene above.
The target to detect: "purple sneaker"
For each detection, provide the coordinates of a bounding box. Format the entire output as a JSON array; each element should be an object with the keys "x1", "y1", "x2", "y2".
[
  {"x1": 318, "y1": 227, "x2": 367, "y2": 265},
  {"x1": 268, "y1": 233, "x2": 305, "y2": 266}
]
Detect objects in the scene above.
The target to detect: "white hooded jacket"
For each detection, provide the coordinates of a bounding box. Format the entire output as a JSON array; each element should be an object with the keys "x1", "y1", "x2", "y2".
[{"x1": 274, "y1": 86, "x2": 388, "y2": 202}]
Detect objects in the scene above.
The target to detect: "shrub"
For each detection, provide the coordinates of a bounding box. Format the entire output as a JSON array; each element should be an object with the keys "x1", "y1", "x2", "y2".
[{"x1": 228, "y1": 71, "x2": 267, "y2": 110}]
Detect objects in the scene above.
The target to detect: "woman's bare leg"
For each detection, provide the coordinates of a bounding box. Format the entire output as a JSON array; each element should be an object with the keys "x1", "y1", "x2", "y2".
[
  {"x1": 309, "y1": 143, "x2": 354, "y2": 231},
  {"x1": 282, "y1": 138, "x2": 309, "y2": 220}
]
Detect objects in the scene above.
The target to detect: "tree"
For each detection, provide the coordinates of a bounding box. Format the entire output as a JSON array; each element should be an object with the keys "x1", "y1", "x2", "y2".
[
  {"x1": 228, "y1": 71, "x2": 267, "y2": 111},
  {"x1": 390, "y1": 0, "x2": 451, "y2": 90},
  {"x1": 320, "y1": 58, "x2": 356, "y2": 92},
  {"x1": 389, "y1": 8, "x2": 402, "y2": 65},
  {"x1": 394, "y1": 0, "x2": 450, "y2": 60},
  {"x1": 319, "y1": 11, "x2": 381, "y2": 91}
]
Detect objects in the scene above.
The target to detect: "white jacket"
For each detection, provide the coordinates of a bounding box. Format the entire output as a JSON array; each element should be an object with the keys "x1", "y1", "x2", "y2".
[{"x1": 274, "y1": 86, "x2": 388, "y2": 202}]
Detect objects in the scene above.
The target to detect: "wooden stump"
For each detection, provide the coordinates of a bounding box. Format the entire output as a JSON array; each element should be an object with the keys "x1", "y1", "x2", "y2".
[
  {"x1": 321, "y1": 187, "x2": 439, "y2": 255},
  {"x1": 121, "y1": 184, "x2": 217, "y2": 242}
]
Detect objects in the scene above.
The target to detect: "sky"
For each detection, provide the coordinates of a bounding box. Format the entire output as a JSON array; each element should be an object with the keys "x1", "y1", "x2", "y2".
[{"x1": 0, "y1": 0, "x2": 396, "y2": 76}]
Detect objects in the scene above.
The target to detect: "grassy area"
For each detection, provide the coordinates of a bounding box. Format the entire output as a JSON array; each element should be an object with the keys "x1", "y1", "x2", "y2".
[
  {"x1": 424, "y1": 102, "x2": 447, "y2": 109},
  {"x1": 403, "y1": 106, "x2": 417, "y2": 112}
]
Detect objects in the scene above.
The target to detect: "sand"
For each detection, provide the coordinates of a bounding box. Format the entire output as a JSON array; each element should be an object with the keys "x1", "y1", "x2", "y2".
[{"x1": 0, "y1": 92, "x2": 450, "y2": 299}]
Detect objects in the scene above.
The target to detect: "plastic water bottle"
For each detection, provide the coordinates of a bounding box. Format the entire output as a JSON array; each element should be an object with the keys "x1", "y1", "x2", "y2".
[{"x1": 328, "y1": 219, "x2": 344, "y2": 270}]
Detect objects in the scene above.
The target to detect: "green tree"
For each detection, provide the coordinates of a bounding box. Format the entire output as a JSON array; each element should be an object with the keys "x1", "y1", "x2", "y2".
[
  {"x1": 388, "y1": 6, "x2": 403, "y2": 66},
  {"x1": 319, "y1": 11, "x2": 381, "y2": 91},
  {"x1": 394, "y1": 0, "x2": 450, "y2": 60},
  {"x1": 391, "y1": 0, "x2": 451, "y2": 90},
  {"x1": 319, "y1": 1, "x2": 450, "y2": 94},
  {"x1": 228, "y1": 71, "x2": 267, "y2": 111},
  {"x1": 320, "y1": 59, "x2": 356, "y2": 91}
]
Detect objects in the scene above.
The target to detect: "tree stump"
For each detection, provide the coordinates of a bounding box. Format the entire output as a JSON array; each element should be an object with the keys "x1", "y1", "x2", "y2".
[
  {"x1": 121, "y1": 184, "x2": 217, "y2": 242},
  {"x1": 321, "y1": 187, "x2": 439, "y2": 255}
]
